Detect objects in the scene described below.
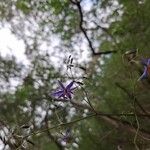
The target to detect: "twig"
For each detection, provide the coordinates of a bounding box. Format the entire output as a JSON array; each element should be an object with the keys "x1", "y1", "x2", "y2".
[
  {"x1": 69, "y1": 99, "x2": 150, "y2": 140},
  {"x1": 44, "y1": 112, "x2": 64, "y2": 150},
  {"x1": 134, "y1": 113, "x2": 140, "y2": 150},
  {"x1": 25, "y1": 113, "x2": 96, "y2": 139},
  {"x1": 70, "y1": 0, "x2": 117, "y2": 56},
  {"x1": 115, "y1": 82, "x2": 150, "y2": 118}
]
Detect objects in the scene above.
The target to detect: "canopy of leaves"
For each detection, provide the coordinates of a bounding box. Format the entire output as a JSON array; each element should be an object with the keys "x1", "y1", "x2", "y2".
[{"x1": 0, "y1": 0, "x2": 150, "y2": 150}]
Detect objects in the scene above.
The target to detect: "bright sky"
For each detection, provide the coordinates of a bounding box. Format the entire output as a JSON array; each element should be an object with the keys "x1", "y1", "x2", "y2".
[
  {"x1": 0, "y1": 0, "x2": 93, "y2": 65},
  {"x1": 0, "y1": 26, "x2": 29, "y2": 65},
  {"x1": 0, "y1": 0, "x2": 121, "y2": 94},
  {"x1": 0, "y1": 0, "x2": 121, "y2": 65}
]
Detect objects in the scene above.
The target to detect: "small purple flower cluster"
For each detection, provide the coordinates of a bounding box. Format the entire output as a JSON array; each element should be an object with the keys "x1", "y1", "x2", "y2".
[
  {"x1": 139, "y1": 58, "x2": 150, "y2": 80},
  {"x1": 61, "y1": 128, "x2": 72, "y2": 143},
  {"x1": 52, "y1": 80, "x2": 76, "y2": 100}
]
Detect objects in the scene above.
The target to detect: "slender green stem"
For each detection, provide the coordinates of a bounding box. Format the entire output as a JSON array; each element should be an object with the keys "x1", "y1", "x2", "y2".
[
  {"x1": 24, "y1": 112, "x2": 150, "y2": 140},
  {"x1": 25, "y1": 113, "x2": 96, "y2": 139}
]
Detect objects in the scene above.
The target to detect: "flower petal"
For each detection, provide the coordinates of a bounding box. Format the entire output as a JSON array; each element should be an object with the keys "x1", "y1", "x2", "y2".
[
  {"x1": 141, "y1": 59, "x2": 148, "y2": 66},
  {"x1": 66, "y1": 81, "x2": 74, "y2": 89},
  {"x1": 65, "y1": 92, "x2": 72, "y2": 99},
  {"x1": 58, "y1": 93, "x2": 65, "y2": 98},
  {"x1": 70, "y1": 87, "x2": 76, "y2": 91},
  {"x1": 139, "y1": 67, "x2": 148, "y2": 80},
  {"x1": 52, "y1": 90, "x2": 63, "y2": 97},
  {"x1": 147, "y1": 59, "x2": 150, "y2": 65},
  {"x1": 58, "y1": 80, "x2": 65, "y2": 90},
  {"x1": 66, "y1": 128, "x2": 71, "y2": 136}
]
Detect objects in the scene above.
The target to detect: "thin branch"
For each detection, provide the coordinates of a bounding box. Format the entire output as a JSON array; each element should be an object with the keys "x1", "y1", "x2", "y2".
[
  {"x1": 24, "y1": 109, "x2": 150, "y2": 142},
  {"x1": 92, "y1": 21, "x2": 117, "y2": 43},
  {"x1": 44, "y1": 112, "x2": 64, "y2": 150},
  {"x1": 115, "y1": 82, "x2": 150, "y2": 118},
  {"x1": 52, "y1": 98, "x2": 150, "y2": 117},
  {"x1": 133, "y1": 112, "x2": 140, "y2": 150},
  {"x1": 22, "y1": 96, "x2": 150, "y2": 142},
  {"x1": 69, "y1": 100, "x2": 150, "y2": 140},
  {"x1": 25, "y1": 113, "x2": 96, "y2": 139},
  {"x1": 70, "y1": 0, "x2": 117, "y2": 56},
  {"x1": 54, "y1": 97, "x2": 150, "y2": 139}
]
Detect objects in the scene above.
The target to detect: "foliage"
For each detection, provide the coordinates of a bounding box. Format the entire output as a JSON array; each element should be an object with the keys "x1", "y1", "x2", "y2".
[{"x1": 0, "y1": 0, "x2": 150, "y2": 150}]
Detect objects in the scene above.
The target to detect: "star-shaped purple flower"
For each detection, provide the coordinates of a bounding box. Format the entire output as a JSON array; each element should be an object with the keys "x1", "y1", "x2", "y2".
[
  {"x1": 139, "y1": 58, "x2": 150, "y2": 80},
  {"x1": 52, "y1": 81, "x2": 76, "y2": 99},
  {"x1": 61, "y1": 128, "x2": 72, "y2": 143}
]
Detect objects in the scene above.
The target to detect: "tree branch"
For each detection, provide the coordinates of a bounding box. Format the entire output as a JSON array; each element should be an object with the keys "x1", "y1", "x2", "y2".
[
  {"x1": 70, "y1": 0, "x2": 117, "y2": 56},
  {"x1": 44, "y1": 111, "x2": 64, "y2": 150},
  {"x1": 115, "y1": 82, "x2": 150, "y2": 118},
  {"x1": 69, "y1": 99, "x2": 150, "y2": 140}
]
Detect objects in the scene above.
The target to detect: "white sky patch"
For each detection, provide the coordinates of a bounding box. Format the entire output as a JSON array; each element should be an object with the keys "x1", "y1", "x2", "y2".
[
  {"x1": 0, "y1": 26, "x2": 29, "y2": 66},
  {"x1": 0, "y1": 141, "x2": 4, "y2": 149},
  {"x1": 72, "y1": 142, "x2": 79, "y2": 148},
  {"x1": 0, "y1": 0, "x2": 123, "y2": 95},
  {"x1": 0, "y1": 1, "x2": 96, "y2": 76},
  {"x1": 0, "y1": 24, "x2": 90, "y2": 74},
  {"x1": 81, "y1": 0, "x2": 93, "y2": 11},
  {"x1": 0, "y1": 0, "x2": 122, "y2": 72},
  {"x1": 34, "y1": 106, "x2": 47, "y2": 127}
]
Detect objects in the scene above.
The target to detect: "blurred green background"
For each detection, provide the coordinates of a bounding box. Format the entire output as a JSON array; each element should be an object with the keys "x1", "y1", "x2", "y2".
[{"x1": 0, "y1": 0, "x2": 150, "y2": 149}]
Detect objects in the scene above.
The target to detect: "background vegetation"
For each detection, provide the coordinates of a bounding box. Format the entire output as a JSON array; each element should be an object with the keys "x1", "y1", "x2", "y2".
[{"x1": 0, "y1": 0, "x2": 150, "y2": 149}]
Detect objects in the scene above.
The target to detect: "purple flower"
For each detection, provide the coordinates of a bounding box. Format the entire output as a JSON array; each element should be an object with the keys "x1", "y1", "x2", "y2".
[
  {"x1": 139, "y1": 58, "x2": 150, "y2": 80},
  {"x1": 52, "y1": 81, "x2": 76, "y2": 99},
  {"x1": 61, "y1": 128, "x2": 72, "y2": 143}
]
